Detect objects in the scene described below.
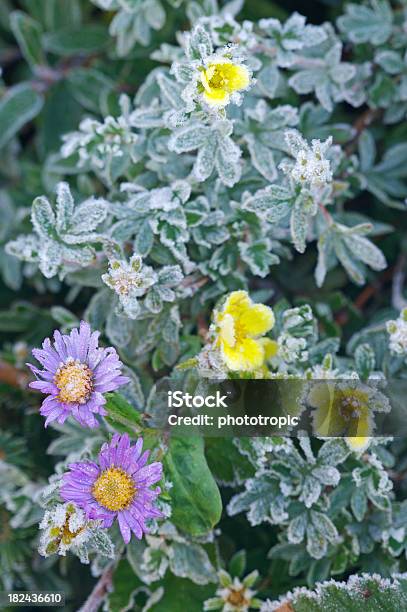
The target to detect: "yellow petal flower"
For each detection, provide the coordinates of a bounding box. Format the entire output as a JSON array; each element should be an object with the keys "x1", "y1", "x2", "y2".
[
  {"x1": 222, "y1": 337, "x2": 265, "y2": 371},
  {"x1": 214, "y1": 290, "x2": 275, "y2": 372},
  {"x1": 260, "y1": 337, "x2": 279, "y2": 360},
  {"x1": 202, "y1": 88, "x2": 230, "y2": 107},
  {"x1": 240, "y1": 304, "x2": 275, "y2": 337},
  {"x1": 199, "y1": 61, "x2": 250, "y2": 108},
  {"x1": 310, "y1": 382, "x2": 373, "y2": 451}
]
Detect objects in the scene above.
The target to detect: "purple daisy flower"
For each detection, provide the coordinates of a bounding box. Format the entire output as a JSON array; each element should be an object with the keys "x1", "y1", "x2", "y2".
[
  {"x1": 28, "y1": 321, "x2": 129, "y2": 428},
  {"x1": 60, "y1": 433, "x2": 163, "y2": 543}
]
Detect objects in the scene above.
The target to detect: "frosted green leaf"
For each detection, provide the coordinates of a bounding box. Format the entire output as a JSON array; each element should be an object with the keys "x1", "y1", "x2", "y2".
[
  {"x1": 342, "y1": 234, "x2": 386, "y2": 271},
  {"x1": 194, "y1": 140, "x2": 217, "y2": 182},
  {"x1": 239, "y1": 240, "x2": 279, "y2": 278},
  {"x1": 300, "y1": 476, "x2": 321, "y2": 509},
  {"x1": 290, "y1": 200, "x2": 309, "y2": 254},
  {"x1": 168, "y1": 123, "x2": 210, "y2": 153},
  {"x1": 70, "y1": 198, "x2": 108, "y2": 233},
  {"x1": 337, "y1": 0, "x2": 393, "y2": 46},
  {"x1": 242, "y1": 186, "x2": 292, "y2": 222},
  {"x1": 31, "y1": 196, "x2": 56, "y2": 240},
  {"x1": 351, "y1": 488, "x2": 368, "y2": 521},
  {"x1": 55, "y1": 182, "x2": 75, "y2": 234},
  {"x1": 187, "y1": 25, "x2": 213, "y2": 60},
  {"x1": 354, "y1": 343, "x2": 376, "y2": 379},
  {"x1": 245, "y1": 135, "x2": 277, "y2": 182},
  {"x1": 375, "y1": 50, "x2": 405, "y2": 75},
  {"x1": 311, "y1": 511, "x2": 338, "y2": 542},
  {"x1": 306, "y1": 523, "x2": 327, "y2": 559},
  {"x1": 169, "y1": 541, "x2": 216, "y2": 585},
  {"x1": 333, "y1": 238, "x2": 365, "y2": 285},
  {"x1": 288, "y1": 514, "x2": 307, "y2": 544}
]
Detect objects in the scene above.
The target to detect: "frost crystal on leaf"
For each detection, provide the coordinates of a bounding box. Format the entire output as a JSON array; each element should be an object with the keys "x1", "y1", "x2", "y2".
[
  {"x1": 282, "y1": 130, "x2": 333, "y2": 187},
  {"x1": 38, "y1": 503, "x2": 93, "y2": 558}
]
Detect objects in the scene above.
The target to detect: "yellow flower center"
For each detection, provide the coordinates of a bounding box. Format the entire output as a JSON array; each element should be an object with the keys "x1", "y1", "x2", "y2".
[
  {"x1": 50, "y1": 512, "x2": 84, "y2": 546},
  {"x1": 227, "y1": 587, "x2": 248, "y2": 607},
  {"x1": 336, "y1": 391, "x2": 366, "y2": 421},
  {"x1": 199, "y1": 62, "x2": 250, "y2": 107},
  {"x1": 203, "y1": 63, "x2": 248, "y2": 93},
  {"x1": 54, "y1": 358, "x2": 93, "y2": 404},
  {"x1": 92, "y1": 467, "x2": 136, "y2": 511}
]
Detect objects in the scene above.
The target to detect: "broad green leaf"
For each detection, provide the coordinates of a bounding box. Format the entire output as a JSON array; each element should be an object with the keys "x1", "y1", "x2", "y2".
[
  {"x1": 0, "y1": 84, "x2": 43, "y2": 150},
  {"x1": 164, "y1": 436, "x2": 222, "y2": 536}
]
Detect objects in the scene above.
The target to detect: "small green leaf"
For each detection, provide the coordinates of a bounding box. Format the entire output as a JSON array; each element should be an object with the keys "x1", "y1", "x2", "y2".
[
  {"x1": 0, "y1": 84, "x2": 43, "y2": 150},
  {"x1": 104, "y1": 392, "x2": 142, "y2": 434},
  {"x1": 31, "y1": 196, "x2": 56, "y2": 240},
  {"x1": 10, "y1": 10, "x2": 46, "y2": 69},
  {"x1": 229, "y1": 550, "x2": 247, "y2": 578}
]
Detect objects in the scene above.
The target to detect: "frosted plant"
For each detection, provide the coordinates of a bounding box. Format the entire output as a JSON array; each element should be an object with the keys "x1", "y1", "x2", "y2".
[
  {"x1": 276, "y1": 333, "x2": 308, "y2": 364},
  {"x1": 203, "y1": 290, "x2": 276, "y2": 373},
  {"x1": 6, "y1": 182, "x2": 109, "y2": 279},
  {"x1": 91, "y1": 0, "x2": 167, "y2": 54},
  {"x1": 102, "y1": 254, "x2": 157, "y2": 318},
  {"x1": 3, "y1": 0, "x2": 407, "y2": 607},
  {"x1": 172, "y1": 26, "x2": 251, "y2": 113},
  {"x1": 258, "y1": 13, "x2": 328, "y2": 67},
  {"x1": 38, "y1": 503, "x2": 94, "y2": 557},
  {"x1": 306, "y1": 354, "x2": 358, "y2": 380},
  {"x1": 61, "y1": 95, "x2": 139, "y2": 184},
  {"x1": 38, "y1": 502, "x2": 115, "y2": 564},
  {"x1": 204, "y1": 569, "x2": 262, "y2": 611},
  {"x1": 281, "y1": 130, "x2": 333, "y2": 187},
  {"x1": 196, "y1": 344, "x2": 228, "y2": 380},
  {"x1": 387, "y1": 308, "x2": 407, "y2": 356},
  {"x1": 309, "y1": 380, "x2": 391, "y2": 452},
  {"x1": 129, "y1": 521, "x2": 217, "y2": 586}
]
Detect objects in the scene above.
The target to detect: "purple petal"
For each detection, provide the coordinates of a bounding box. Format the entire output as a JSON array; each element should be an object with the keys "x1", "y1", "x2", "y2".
[
  {"x1": 118, "y1": 512, "x2": 131, "y2": 543},
  {"x1": 29, "y1": 380, "x2": 58, "y2": 394}
]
